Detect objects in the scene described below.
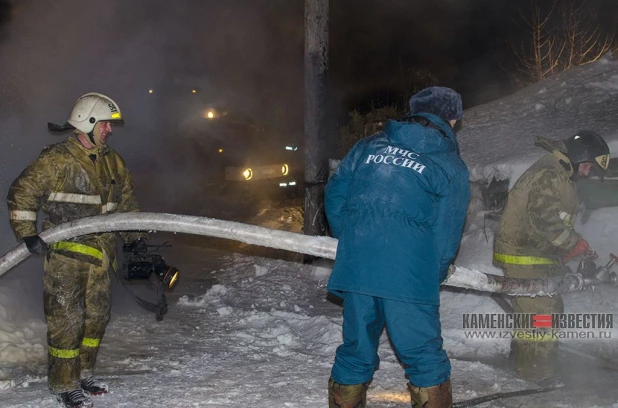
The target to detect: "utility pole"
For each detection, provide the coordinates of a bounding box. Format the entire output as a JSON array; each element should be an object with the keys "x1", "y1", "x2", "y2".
[{"x1": 304, "y1": 0, "x2": 330, "y2": 237}]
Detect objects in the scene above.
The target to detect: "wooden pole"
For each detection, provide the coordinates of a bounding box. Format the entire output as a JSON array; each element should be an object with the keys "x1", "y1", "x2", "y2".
[{"x1": 304, "y1": 0, "x2": 330, "y2": 237}]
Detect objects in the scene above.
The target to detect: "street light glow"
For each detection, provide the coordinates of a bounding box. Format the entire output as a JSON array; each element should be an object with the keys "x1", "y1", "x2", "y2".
[
  {"x1": 148, "y1": 89, "x2": 154, "y2": 94},
  {"x1": 206, "y1": 110, "x2": 215, "y2": 119}
]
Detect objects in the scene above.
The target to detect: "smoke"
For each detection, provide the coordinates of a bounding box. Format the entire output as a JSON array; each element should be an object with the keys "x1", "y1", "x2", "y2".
[
  {"x1": 0, "y1": 0, "x2": 305, "y2": 317},
  {"x1": 0, "y1": 0, "x2": 305, "y2": 217}
]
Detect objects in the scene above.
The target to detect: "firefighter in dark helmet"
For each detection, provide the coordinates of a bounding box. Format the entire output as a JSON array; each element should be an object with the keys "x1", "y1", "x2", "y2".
[
  {"x1": 7, "y1": 92, "x2": 147, "y2": 408},
  {"x1": 493, "y1": 130, "x2": 610, "y2": 384}
]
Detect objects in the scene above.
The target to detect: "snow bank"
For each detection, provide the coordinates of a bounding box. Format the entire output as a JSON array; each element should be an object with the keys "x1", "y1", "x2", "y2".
[
  {"x1": 460, "y1": 53, "x2": 618, "y2": 186},
  {"x1": 0, "y1": 287, "x2": 46, "y2": 366}
]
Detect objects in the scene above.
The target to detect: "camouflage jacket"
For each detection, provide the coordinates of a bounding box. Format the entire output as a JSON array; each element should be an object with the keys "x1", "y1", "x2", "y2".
[
  {"x1": 7, "y1": 136, "x2": 142, "y2": 264},
  {"x1": 494, "y1": 139, "x2": 580, "y2": 260}
]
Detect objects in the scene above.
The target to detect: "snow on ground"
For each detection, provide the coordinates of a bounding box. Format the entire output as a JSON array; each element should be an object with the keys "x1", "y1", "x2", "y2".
[
  {"x1": 0, "y1": 237, "x2": 617, "y2": 407},
  {"x1": 2, "y1": 57, "x2": 618, "y2": 407}
]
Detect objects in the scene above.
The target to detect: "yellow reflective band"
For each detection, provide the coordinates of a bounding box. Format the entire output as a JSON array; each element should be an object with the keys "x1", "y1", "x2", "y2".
[
  {"x1": 50, "y1": 241, "x2": 104, "y2": 260},
  {"x1": 596, "y1": 154, "x2": 609, "y2": 171},
  {"x1": 111, "y1": 112, "x2": 121, "y2": 119},
  {"x1": 493, "y1": 253, "x2": 558, "y2": 265},
  {"x1": 82, "y1": 337, "x2": 100, "y2": 348},
  {"x1": 49, "y1": 346, "x2": 80, "y2": 359}
]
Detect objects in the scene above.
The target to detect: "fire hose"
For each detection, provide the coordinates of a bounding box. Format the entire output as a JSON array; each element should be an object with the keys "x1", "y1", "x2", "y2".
[{"x1": 0, "y1": 212, "x2": 615, "y2": 296}]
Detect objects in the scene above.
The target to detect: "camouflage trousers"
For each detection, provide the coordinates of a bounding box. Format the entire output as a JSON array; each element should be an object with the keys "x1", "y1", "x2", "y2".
[
  {"x1": 43, "y1": 252, "x2": 112, "y2": 393},
  {"x1": 502, "y1": 263, "x2": 564, "y2": 382}
]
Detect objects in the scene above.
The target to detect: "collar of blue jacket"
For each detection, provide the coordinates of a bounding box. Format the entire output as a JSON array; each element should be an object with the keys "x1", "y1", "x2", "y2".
[{"x1": 385, "y1": 112, "x2": 460, "y2": 155}]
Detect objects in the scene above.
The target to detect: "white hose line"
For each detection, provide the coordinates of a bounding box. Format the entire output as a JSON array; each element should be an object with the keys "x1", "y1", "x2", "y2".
[
  {"x1": 0, "y1": 212, "x2": 575, "y2": 295},
  {"x1": 0, "y1": 212, "x2": 338, "y2": 277}
]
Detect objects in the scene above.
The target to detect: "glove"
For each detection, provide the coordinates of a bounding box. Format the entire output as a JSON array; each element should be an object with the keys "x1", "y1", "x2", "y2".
[
  {"x1": 23, "y1": 235, "x2": 49, "y2": 255},
  {"x1": 562, "y1": 238, "x2": 590, "y2": 264}
]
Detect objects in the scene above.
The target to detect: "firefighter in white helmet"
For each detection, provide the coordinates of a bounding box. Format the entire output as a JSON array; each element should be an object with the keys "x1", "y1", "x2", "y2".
[{"x1": 7, "y1": 92, "x2": 147, "y2": 408}]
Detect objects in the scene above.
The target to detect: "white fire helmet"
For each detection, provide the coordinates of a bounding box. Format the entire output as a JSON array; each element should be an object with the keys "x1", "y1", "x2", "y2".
[{"x1": 67, "y1": 92, "x2": 124, "y2": 134}]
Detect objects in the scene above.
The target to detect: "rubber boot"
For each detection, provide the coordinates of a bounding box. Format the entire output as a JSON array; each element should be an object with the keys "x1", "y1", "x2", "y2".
[
  {"x1": 408, "y1": 379, "x2": 452, "y2": 408},
  {"x1": 328, "y1": 377, "x2": 369, "y2": 408}
]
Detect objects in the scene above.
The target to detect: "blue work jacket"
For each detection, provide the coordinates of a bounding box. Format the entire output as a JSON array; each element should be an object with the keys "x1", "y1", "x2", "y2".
[{"x1": 325, "y1": 113, "x2": 470, "y2": 305}]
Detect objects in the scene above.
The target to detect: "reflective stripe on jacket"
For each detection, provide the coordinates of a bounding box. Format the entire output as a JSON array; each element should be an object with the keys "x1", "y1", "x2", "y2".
[
  {"x1": 7, "y1": 136, "x2": 142, "y2": 258},
  {"x1": 493, "y1": 253, "x2": 558, "y2": 265},
  {"x1": 494, "y1": 148, "x2": 580, "y2": 261}
]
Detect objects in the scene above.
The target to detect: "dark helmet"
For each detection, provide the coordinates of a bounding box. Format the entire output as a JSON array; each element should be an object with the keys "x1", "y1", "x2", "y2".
[{"x1": 563, "y1": 130, "x2": 610, "y2": 172}]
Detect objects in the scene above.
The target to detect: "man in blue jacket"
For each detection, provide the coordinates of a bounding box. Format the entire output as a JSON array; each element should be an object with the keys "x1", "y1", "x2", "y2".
[{"x1": 325, "y1": 87, "x2": 470, "y2": 408}]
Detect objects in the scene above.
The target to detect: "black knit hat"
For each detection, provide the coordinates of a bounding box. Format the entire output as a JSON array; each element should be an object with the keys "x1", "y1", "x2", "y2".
[{"x1": 408, "y1": 86, "x2": 463, "y2": 121}]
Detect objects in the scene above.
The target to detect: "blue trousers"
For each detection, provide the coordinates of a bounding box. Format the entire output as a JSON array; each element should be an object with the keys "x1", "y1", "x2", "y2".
[{"x1": 331, "y1": 292, "x2": 450, "y2": 388}]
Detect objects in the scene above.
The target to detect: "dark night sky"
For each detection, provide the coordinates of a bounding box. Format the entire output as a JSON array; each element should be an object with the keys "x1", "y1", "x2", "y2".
[
  {"x1": 0, "y1": 0, "x2": 616, "y2": 140},
  {"x1": 329, "y1": 0, "x2": 515, "y2": 110},
  {"x1": 0, "y1": 0, "x2": 514, "y2": 108}
]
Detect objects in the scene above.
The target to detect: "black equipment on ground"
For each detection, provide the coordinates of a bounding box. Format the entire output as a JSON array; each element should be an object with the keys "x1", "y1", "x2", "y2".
[
  {"x1": 121, "y1": 241, "x2": 180, "y2": 321},
  {"x1": 576, "y1": 253, "x2": 618, "y2": 287}
]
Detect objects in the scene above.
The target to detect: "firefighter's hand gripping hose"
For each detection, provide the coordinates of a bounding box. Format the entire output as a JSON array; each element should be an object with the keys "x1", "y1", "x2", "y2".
[{"x1": 0, "y1": 212, "x2": 611, "y2": 296}]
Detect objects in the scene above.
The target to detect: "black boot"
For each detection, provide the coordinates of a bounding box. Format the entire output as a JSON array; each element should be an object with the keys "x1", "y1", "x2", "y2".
[
  {"x1": 81, "y1": 376, "x2": 108, "y2": 395},
  {"x1": 57, "y1": 389, "x2": 94, "y2": 408}
]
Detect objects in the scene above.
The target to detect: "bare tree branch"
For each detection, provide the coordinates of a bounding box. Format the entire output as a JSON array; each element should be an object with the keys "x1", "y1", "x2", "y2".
[{"x1": 505, "y1": 0, "x2": 616, "y2": 82}]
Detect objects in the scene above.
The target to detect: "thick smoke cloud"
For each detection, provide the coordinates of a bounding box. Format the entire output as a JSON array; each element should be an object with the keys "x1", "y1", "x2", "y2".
[
  {"x1": 0, "y1": 0, "x2": 305, "y2": 235},
  {"x1": 0, "y1": 1, "x2": 305, "y2": 313}
]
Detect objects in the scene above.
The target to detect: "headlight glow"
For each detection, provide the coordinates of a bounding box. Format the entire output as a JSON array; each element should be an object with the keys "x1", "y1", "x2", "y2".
[
  {"x1": 281, "y1": 164, "x2": 289, "y2": 175},
  {"x1": 243, "y1": 168, "x2": 253, "y2": 180}
]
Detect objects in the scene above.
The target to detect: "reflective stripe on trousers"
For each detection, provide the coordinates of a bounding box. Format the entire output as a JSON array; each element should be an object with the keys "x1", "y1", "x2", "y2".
[
  {"x1": 44, "y1": 251, "x2": 112, "y2": 392},
  {"x1": 81, "y1": 337, "x2": 100, "y2": 348},
  {"x1": 49, "y1": 337, "x2": 100, "y2": 358},
  {"x1": 49, "y1": 346, "x2": 80, "y2": 359}
]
